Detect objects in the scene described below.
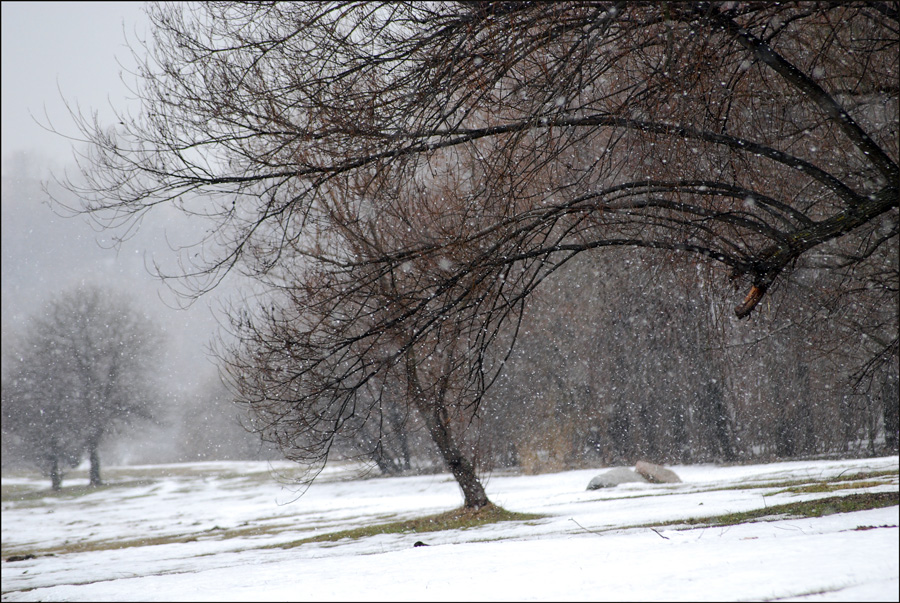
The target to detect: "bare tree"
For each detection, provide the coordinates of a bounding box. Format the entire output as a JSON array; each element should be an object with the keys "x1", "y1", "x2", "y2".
[
  {"x1": 2, "y1": 370, "x2": 83, "y2": 491},
  {"x1": 2, "y1": 285, "x2": 162, "y2": 488},
  {"x1": 174, "y1": 373, "x2": 280, "y2": 462},
  {"x1": 59, "y1": 3, "x2": 897, "y2": 505}
]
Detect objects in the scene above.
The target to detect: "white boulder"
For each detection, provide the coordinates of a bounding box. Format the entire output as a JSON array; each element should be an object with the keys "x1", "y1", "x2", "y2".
[{"x1": 586, "y1": 467, "x2": 649, "y2": 490}]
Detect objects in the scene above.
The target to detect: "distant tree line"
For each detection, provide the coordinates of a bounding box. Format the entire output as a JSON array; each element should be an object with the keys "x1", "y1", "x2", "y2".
[{"x1": 401, "y1": 249, "x2": 899, "y2": 475}]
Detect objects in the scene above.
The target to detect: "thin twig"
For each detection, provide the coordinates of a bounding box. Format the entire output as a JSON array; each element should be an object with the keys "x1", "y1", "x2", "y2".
[
  {"x1": 650, "y1": 528, "x2": 670, "y2": 540},
  {"x1": 569, "y1": 518, "x2": 603, "y2": 536}
]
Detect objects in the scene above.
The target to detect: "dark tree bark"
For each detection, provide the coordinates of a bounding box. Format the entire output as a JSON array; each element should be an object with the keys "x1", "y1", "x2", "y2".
[
  {"x1": 881, "y1": 370, "x2": 899, "y2": 452},
  {"x1": 406, "y1": 352, "x2": 490, "y2": 509},
  {"x1": 50, "y1": 457, "x2": 62, "y2": 492},
  {"x1": 88, "y1": 438, "x2": 102, "y2": 487}
]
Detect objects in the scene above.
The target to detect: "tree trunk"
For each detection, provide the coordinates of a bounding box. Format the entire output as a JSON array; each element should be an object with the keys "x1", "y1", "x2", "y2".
[
  {"x1": 883, "y1": 373, "x2": 899, "y2": 453},
  {"x1": 406, "y1": 353, "x2": 491, "y2": 509},
  {"x1": 370, "y1": 441, "x2": 399, "y2": 476},
  {"x1": 710, "y1": 392, "x2": 737, "y2": 462},
  {"x1": 50, "y1": 456, "x2": 62, "y2": 491},
  {"x1": 388, "y1": 411, "x2": 412, "y2": 472},
  {"x1": 416, "y1": 398, "x2": 491, "y2": 509},
  {"x1": 89, "y1": 441, "x2": 102, "y2": 487}
]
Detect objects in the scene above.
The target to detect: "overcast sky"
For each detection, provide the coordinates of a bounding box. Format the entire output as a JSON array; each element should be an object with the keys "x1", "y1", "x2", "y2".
[
  {"x1": 1, "y1": 1, "x2": 149, "y2": 169},
  {"x1": 1, "y1": 2, "x2": 224, "y2": 393}
]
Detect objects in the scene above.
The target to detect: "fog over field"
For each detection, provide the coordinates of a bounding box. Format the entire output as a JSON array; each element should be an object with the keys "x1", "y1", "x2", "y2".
[{"x1": 2, "y1": 3, "x2": 243, "y2": 465}]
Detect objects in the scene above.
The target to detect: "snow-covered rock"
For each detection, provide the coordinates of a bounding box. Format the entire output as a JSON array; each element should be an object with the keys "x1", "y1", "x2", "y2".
[
  {"x1": 586, "y1": 467, "x2": 649, "y2": 490},
  {"x1": 635, "y1": 460, "x2": 682, "y2": 484}
]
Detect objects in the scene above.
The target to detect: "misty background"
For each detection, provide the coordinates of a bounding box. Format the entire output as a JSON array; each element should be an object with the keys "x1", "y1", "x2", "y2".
[{"x1": 1, "y1": 2, "x2": 263, "y2": 465}]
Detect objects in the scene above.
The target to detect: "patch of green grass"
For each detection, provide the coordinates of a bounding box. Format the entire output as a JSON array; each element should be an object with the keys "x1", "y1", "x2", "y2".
[
  {"x1": 831, "y1": 469, "x2": 898, "y2": 481},
  {"x1": 776, "y1": 480, "x2": 892, "y2": 495},
  {"x1": 706, "y1": 469, "x2": 897, "y2": 492},
  {"x1": 2, "y1": 519, "x2": 311, "y2": 560},
  {"x1": 3, "y1": 533, "x2": 192, "y2": 560},
  {"x1": 0, "y1": 483, "x2": 39, "y2": 500},
  {"x1": 1, "y1": 480, "x2": 156, "y2": 504},
  {"x1": 196, "y1": 522, "x2": 311, "y2": 543},
  {"x1": 854, "y1": 524, "x2": 898, "y2": 531},
  {"x1": 13, "y1": 533, "x2": 204, "y2": 558},
  {"x1": 649, "y1": 491, "x2": 899, "y2": 530},
  {"x1": 271, "y1": 504, "x2": 545, "y2": 549}
]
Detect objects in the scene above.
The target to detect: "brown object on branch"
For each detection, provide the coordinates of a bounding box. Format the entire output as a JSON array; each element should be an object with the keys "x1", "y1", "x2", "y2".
[{"x1": 735, "y1": 285, "x2": 767, "y2": 320}]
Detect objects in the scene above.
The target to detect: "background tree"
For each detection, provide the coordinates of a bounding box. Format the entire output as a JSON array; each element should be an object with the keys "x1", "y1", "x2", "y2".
[
  {"x1": 2, "y1": 368, "x2": 83, "y2": 491},
  {"x1": 60, "y1": 3, "x2": 897, "y2": 503},
  {"x1": 1, "y1": 284, "x2": 162, "y2": 488},
  {"x1": 174, "y1": 373, "x2": 280, "y2": 462}
]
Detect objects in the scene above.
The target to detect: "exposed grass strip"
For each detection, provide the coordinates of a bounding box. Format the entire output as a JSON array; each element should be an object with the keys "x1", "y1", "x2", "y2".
[
  {"x1": 649, "y1": 491, "x2": 899, "y2": 530},
  {"x1": 579, "y1": 470, "x2": 897, "y2": 503},
  {"x1": 271, "y1": 504, "x2": 545, "y2": 549},
  {"x1": 775, "y1": 480, "x2": 892, "y2": 495},
  {"x1": 2, "y1": 521, "x2": 309, "y2": 559}
]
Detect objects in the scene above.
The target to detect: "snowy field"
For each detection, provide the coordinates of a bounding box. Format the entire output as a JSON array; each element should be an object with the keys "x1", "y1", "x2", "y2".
[{"x1": 2, "y1": 456, "x2": 898, "y2": 602}]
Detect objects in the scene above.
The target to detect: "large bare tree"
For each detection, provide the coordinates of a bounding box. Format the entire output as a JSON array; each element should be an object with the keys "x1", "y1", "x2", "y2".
[{"x1": 60, "y1": 2, "x2": 897, "y2": 507}]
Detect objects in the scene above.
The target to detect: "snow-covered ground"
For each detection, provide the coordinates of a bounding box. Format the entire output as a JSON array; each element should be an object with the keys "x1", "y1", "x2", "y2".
[{"x1": 2, "y1": 456, "x2": 898, "y2": 602}]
